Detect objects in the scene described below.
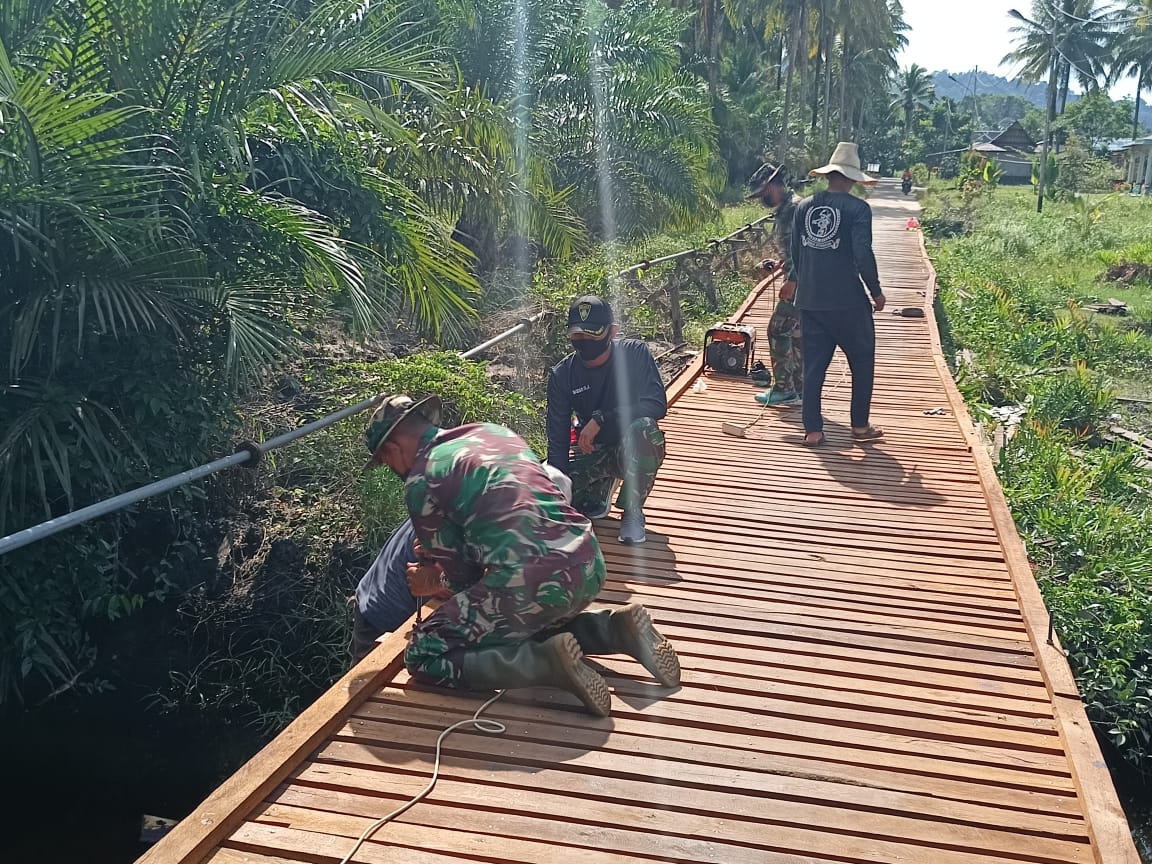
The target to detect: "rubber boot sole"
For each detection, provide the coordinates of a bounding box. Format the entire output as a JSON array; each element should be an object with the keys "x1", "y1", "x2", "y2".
[
  {"x1": 615, "y1": 604, "x2": 681, "y2": 688},
  {"x1": 549, "y1": 633, "x2": 612, "y2": 717}
]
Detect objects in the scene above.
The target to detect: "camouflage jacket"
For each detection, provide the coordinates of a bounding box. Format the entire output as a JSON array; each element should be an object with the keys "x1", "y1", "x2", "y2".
[
  {"x1": 405, "y1": 423, "x2": 600, "y2": 593},
  {"x1": 776, "y1": 193, "x2": 800, "y2": 281}
]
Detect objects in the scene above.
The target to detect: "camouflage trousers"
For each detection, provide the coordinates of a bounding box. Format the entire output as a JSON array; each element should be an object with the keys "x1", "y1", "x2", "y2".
[
  {"x1": 768, "y1": 298, "x2": 803, "y2": 394},
  {"x1": 569, "y1": 417, "x2": 666, "y2": 514},
  {"x1": 404, "y1": 550, "x2": 607, "y2": 686}
]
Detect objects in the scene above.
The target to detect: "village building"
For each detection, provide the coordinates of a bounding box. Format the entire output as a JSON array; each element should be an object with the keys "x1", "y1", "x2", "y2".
[
  {"x1": 1114, "y1": 136, "x2": 1152, "y2": 193},
  {"x1": 969, "y1": 120, "x2": 1036, "y2": 184}
]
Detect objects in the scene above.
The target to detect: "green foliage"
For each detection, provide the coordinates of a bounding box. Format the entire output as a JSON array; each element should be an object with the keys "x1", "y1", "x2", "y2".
[
  {"x1": 1056, "y1": 136, "x2": 1120, "y2": 197},
  {"x1": 1032, "y1": 152, "x2": 1061, "y2": 198},
  {"x1": 932, "y1": 186, "x2": 1152, "y2": 774},
  {"x1": 909, "y1": 163, "x2": 931, "y2": 186},
  {"x1": 1058, "y1": 90, "x2": 1142, "y2": 151}
]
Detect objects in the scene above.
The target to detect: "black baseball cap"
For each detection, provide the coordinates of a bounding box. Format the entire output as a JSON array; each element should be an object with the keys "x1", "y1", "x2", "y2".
[
  {"x1": 746, "y1": 162, "x2": 786, "y2": 198},
  {"x1": 567, "y1": 295, "x2": 614, "y2": 338}
]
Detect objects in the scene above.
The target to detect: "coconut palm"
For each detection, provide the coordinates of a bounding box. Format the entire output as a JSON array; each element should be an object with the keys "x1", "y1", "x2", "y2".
[
  {"x1": 891, "y1": 63, "x2": 935, "y2": 141},
  {"x1": 1004, "y1": 0, "x2": 1114, "y2": 114},
  {"x1": 1109, "y1": 1, "x2": 1152, "y2": 137}
]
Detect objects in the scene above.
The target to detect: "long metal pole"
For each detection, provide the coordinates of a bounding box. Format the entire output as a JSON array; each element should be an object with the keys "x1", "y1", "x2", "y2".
[{"x1": 0, "y1": 311, "x2": 549, "y2": 557}]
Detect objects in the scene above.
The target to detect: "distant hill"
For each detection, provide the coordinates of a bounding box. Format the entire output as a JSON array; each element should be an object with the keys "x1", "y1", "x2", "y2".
[
  {"x1": 931, "y1": 69, "x2": 1150, "y2": 121},
  {"x1": 932, "y1": 70, "x2": 1052, "y2": 108}
]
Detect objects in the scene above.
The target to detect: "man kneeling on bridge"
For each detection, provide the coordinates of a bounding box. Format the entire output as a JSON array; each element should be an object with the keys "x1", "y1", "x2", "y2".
[{"x1": 364, "y1": 394, "x2": 681, "y2": 716}]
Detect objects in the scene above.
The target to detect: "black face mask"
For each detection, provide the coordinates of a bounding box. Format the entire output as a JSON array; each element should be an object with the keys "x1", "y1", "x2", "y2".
[{"x1": 573, "y1": 337, "x2": 611, "y2": 362}]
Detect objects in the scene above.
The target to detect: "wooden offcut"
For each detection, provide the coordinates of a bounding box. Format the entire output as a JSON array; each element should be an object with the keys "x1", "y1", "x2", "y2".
[{"x1": 139, "y1": 184, "x2": 1140, "y2": 864}]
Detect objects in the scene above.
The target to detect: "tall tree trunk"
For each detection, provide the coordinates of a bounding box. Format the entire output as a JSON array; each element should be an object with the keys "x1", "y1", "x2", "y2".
[
  {"x1": 1134, "y1": 73, "x2": 1144, "y2": 140},
  {"x1": 795, "y1": 1, "x2": 810, "y2": 154},
  {"x1": 708, "y1": 0, "x2": 722, "y2": 96},
  {"x1": 1038, "y1": 49, "x2": 1059, "y2": 213},
  {"x1": 775, "y1": 34, "x2": 784, "y2": 91},
  {"x1": 837, "y1": 30, "x2": 849, "y2": 140},
  {"x1": 779, "y1": 9, "x2": 803, "y2": 160},
  {"x1": 811, "y1": 1, "x2": 825, "y2": 133},
  {"x1": 1057, "y1": 59, "x2": 1071, "y2": 114}
]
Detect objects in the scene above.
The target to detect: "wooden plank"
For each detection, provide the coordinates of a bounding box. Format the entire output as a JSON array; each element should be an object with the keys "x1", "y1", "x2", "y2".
[
  {"x1": 275, "y1": 766, "x2": 1093, "y2": 860},
  {"x1": 372, "y1": 678, "x2": 1075, "y2": 774},
  {"x1": 298, "y1": 747, "x2": 1093, "y2": 864},
  {"x1": 356, "y1": 695, "x2": 1081, "y2": 804}
]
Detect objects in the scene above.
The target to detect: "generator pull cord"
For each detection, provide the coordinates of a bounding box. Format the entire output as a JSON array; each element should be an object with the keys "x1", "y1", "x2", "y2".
[
  {"x1": 337, "y1": 690, "x2": 507, "y2": 864},
  {"x1": 721, "y1": 398, "x2": 771, "y2": 438},
  {"x1": 720, "y1": 357, "x2": 850, "y2": 439}
]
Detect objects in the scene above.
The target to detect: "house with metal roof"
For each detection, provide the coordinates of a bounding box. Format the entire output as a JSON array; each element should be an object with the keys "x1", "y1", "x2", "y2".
[
  {"x1": 969, "y1": 121, "x2": 1037, "y2": 183},
  {"x1": 1117, "y1": 136, "x2": 1152, "y2": 193}
]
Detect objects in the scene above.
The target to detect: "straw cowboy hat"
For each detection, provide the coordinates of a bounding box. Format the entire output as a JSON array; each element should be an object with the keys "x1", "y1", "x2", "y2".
[{"x1": 810, "y1": 142, "x2": 877, "y2": 185}]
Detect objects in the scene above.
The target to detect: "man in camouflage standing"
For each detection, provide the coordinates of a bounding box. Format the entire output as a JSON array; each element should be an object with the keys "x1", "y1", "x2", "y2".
[
  {"x1": 747, "y1": 162, "x2": 804, "y2": 408},
  {"x1": 364, "y1": 394, "x2": 680, "y2": 716}
]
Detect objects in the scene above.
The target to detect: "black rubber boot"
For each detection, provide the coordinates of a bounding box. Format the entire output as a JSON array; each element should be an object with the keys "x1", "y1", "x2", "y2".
[
  {"x1": 563, "y1": 604, "x2": 681, "y2": 687},
  {"x1": 459, "y1": 633, "x2": 611, "y2": 717}
]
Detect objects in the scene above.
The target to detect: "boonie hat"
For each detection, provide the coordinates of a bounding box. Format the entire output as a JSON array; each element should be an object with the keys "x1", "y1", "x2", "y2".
[
  {"x1": 364, "y1": 393, "x2": 443, "y2": 468},
  {"x1": 745, "y1": 162, "x2": 786, "y2": 198}
]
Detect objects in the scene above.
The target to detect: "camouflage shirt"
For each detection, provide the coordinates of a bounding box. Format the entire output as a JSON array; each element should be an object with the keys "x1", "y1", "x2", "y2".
[
  {"x1": 776, "y1": 193, "x2": 800, "y2": 281},
  {"x1": 405, "y1": 423, "x2": 600, "y2": 593}
]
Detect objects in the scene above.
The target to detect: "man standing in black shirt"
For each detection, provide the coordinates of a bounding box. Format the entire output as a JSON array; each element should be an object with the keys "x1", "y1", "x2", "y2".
[
  {"x1": 546, "y1": 295, "x2": 667, "y2": 545},
  {"x1": 790, "y1": 142, "x2": 887, "y2": 448}
]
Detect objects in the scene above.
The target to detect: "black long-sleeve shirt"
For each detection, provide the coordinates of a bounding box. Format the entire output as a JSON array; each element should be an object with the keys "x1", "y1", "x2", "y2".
[
  {"x1": 546, "y1": 338, "x2": 667, "y2": 474},
  {"x1": 789, "y1": 191, "x2": 882, "y2": 311}
]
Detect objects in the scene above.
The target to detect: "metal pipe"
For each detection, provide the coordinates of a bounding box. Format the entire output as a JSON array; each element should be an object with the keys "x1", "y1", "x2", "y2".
[
  {"x1": 0, "y1": 309, "x2": 550, "y2": 557},
  {"x1": 459, "y1": 311, "x2": 545, "y2": 360},
  {"x1": 614, "y1": 215, "x2": 774, "y2": 279},
  {"x1": 0, "y1": 452, "x2": 252, "y2": 556}
]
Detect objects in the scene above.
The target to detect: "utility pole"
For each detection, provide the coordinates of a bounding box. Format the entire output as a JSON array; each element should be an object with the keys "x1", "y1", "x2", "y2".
[
  {"x1": 970, "y1": 66, "x2": 979, "y2": 151},
  {"x1": 1038, "y1": 25, "x2": 1058, "y2": 213}
]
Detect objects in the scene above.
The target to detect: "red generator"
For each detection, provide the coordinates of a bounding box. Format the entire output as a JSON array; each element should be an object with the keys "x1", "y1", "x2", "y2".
[{"x1": 703, "y1": 323, "x2": 757, "y2": 377}]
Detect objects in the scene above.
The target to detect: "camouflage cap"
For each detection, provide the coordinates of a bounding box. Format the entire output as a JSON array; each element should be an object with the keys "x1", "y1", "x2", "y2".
[{"x1": 364, "y1": 394, "x2": 443, "y2": 467}]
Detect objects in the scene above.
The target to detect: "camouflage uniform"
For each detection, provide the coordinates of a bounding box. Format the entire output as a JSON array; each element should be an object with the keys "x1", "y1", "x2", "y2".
[
  {"x1": 569, "y1": 417, "x2": 666, "y2": 515},
  {"x1": 402, "y1": 422, "x2": 606, "y2": 686},
  {"x1": 768, "y1": 194, "x2": 804, "y2": 394}
]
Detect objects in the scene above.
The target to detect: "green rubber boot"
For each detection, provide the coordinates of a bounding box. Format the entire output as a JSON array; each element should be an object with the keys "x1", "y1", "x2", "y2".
[
  {"x1": 563, "y1": 604, "x2": 681, "y2": 687},
  {"x1": 460, "y1": 633, "x2": 611, "y2": 717}
]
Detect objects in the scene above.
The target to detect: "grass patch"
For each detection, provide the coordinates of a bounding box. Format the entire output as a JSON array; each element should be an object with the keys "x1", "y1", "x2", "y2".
[{"x1": 928, "y1": 186, "x2": 1152, "y2": 780}]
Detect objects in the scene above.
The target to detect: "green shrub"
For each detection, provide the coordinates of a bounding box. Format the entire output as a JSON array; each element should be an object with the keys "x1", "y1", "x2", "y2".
[{"x1": 934, "y1": 189, "x2": 1152, "y2": 774}]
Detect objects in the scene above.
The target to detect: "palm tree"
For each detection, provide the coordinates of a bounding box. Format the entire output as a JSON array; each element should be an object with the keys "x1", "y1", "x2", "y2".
[
  {"x1": 891, "y1": 64, "x2": 935, "y2": 140},
  {"x1": 1004, "y1": 2, "x2": 1112, "y2": 208},
  {"x1": 1109, "y1": 1, "x2": 1152, "y2": 137},
  {"x1": 1004, "y1": 1, "x2": 1113, "y2": 115}
]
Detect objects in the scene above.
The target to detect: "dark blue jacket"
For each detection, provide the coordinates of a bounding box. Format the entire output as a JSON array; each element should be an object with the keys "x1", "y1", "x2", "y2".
[
  {"x1": 545, "y1": 338, "x2": 667, "y2": 473},
  {"x1": 355, "y1": 519, "x2": 418, "y2": 634}
]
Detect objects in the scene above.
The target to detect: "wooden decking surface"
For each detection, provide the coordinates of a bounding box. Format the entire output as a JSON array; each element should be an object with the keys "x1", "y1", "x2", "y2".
[{"x1": 140, "y1": 184, "x2": 1139, "y2": 864}]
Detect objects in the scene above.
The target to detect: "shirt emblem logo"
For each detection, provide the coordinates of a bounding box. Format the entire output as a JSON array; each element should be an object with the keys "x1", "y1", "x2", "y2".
[{"x1": 803, "y1": 205, "x2": 841, "y2": 250}]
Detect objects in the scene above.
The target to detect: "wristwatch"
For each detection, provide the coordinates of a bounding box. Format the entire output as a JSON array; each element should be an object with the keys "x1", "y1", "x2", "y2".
[{"x1": 591, "y1": 410, "x2": 604, "y2": 426}]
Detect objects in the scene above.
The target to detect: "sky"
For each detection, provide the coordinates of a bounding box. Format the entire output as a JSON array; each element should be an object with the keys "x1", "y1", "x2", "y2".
[{"x1": 898, "y1": 0, "x2": 1139, "y2": 101}]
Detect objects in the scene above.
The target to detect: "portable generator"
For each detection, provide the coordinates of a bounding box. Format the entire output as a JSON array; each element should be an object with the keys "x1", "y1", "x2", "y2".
[{"x1": 703, "y1": 323, "x2": 757, "y2": 377}]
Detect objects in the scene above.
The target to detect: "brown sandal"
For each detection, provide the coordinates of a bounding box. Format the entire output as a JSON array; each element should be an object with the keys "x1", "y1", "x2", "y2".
[
  {"x1": 802, "y1": 432, "x2": 826, "y2": 448},
  {"x1": 852, "y1": 426, "x2": 885, "y2": 442}
]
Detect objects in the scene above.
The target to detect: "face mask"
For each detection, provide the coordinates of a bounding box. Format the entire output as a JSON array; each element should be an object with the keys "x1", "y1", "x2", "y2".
[{"x1": 573, "y1": 337, "x2": 610, "y2": 362}]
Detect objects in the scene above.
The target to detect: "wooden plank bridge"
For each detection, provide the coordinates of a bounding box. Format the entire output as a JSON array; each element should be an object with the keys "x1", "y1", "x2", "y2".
[{"x1": 139, "y1": 184, "x2": 1140, "y2": 864}]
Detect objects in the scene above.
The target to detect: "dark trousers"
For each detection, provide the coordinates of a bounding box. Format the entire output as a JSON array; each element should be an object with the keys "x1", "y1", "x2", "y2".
[{"x1": 800, "y1": 308, "x2": 876, "y2": 434}]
